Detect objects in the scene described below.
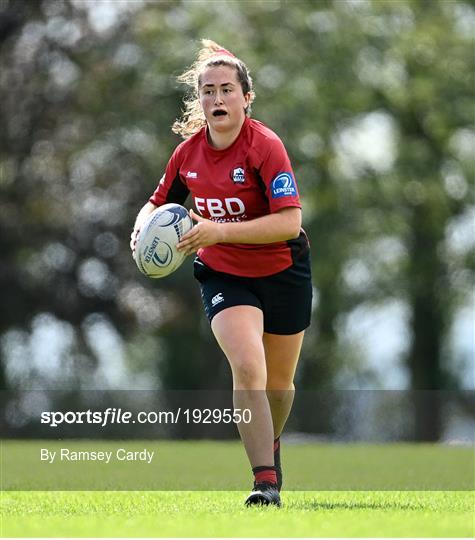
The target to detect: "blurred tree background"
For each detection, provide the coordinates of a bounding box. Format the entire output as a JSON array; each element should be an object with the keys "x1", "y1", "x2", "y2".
[{"x1": 0, "y1": 0, "x2": 473, "y2": 440}]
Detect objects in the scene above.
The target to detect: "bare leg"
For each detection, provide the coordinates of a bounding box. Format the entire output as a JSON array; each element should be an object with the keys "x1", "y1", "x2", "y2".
[
  {"x1": 211, "y1": 306, "x2": 274, "y2": 468},
  {"x1": 264, "y1": 331, "x2": 304, "y2": 438}
]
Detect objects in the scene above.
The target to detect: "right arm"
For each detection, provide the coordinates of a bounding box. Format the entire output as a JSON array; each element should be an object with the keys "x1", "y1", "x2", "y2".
[
  {"x1": 130, "y1": 144, "x2": 189, "y2": 257},
  {"x1": 130, "y1": 201, "x2": 157, "y2": 256}
]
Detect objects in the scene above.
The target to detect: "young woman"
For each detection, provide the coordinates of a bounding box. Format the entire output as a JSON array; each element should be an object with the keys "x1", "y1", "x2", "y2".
[{"x1": 131, "y1": 40, "x2": 312, "y2": 507}]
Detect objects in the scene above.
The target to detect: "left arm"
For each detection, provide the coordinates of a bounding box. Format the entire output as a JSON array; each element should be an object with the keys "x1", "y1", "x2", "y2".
[{"x1": 177, "y1": 207, "x2": 301, "y2": 254}]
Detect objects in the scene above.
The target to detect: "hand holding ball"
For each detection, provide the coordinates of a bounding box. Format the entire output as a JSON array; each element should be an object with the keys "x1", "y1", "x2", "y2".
[{"x1": 134, "y1": 204, "x2": 193, "y2": 279}]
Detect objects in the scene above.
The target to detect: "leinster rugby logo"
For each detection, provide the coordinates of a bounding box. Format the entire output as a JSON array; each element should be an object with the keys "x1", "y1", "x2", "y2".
[
  {"x1": 144, "y1": 237, "x2": 173, "y2": 268},
  {"x1": 271, "y1": 172, "x2": 297, "y2": 198},
  {"x1": 232, "y1": 167, "x2": 245, "y2": 183}
]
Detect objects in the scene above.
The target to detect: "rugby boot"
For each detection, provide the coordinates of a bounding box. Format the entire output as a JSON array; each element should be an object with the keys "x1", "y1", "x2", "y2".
[{"x1": 245, "y1": 482, "x2": 281, "y2": 507}]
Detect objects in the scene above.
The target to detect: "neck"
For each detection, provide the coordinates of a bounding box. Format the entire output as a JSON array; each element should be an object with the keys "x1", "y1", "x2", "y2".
[{"x1": 208, "y1": 118, "x2": 245, "y2": 150}]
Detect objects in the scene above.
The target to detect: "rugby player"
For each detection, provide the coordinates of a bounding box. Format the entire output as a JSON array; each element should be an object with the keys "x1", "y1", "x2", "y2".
[{"x1": 131, "y1": 40, "x2": 312, "y2": 507}]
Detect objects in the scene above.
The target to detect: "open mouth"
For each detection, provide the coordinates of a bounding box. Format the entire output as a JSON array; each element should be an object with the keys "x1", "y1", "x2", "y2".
[{"x1": 212, "y1": 110, "x2": 227, "y2": 117}]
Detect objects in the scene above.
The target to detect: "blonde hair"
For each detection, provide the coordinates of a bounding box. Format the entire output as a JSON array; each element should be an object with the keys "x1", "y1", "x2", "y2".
[{"x1": 172, "y1": 39, "x2": 255, "y2": 139}]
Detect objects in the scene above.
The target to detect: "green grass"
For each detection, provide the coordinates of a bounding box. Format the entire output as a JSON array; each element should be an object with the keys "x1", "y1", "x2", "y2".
[
  {"x1": 1, "y1": 441, "x2": 474, "y2": 536},
  {"x1": 2, "y1": 440, "x2": 473, "y2": 490},
  {"x1": 1, "y1": 490, "x2": 473, "y2": 537}
]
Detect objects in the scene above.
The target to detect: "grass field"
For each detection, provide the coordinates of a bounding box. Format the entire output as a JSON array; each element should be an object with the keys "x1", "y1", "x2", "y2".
[
  {"x1": 1, "y1": 440, "x2": 474, "y2": 537},
  {"x1": 2, "y1": 490, "x2": 473, "y2": 537},
  {"x1": 2, "y1": 440, "x2": 473, "y2": 490}
]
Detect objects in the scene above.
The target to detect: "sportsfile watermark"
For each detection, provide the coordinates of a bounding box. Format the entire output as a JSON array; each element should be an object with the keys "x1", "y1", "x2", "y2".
[
  {"x1": 41, "y1": 408, "x2": 252, "y2": 428},
  {"x1": 1, "y1": 389, "x2": 474, "y2": 491},
  {"x1": 40, "y1": 446, "x2": 156, "y2": 464}
]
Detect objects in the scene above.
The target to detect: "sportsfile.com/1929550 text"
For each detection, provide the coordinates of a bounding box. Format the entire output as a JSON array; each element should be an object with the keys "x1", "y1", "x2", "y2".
[{"x1": 40, "y1": 408, "x2": 252, "y2": 428}]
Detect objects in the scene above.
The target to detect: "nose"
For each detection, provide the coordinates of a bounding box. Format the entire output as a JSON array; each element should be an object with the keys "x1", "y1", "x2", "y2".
[{"x1": 214, "y1": 90, "x2": 224, "y2": 105}]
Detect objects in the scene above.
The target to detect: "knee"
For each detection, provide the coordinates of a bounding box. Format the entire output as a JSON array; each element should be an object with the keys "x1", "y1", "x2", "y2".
[
  {"x1": 266, "y1": 383, "x2": 295, "y2": 403},
  {"x1": 231, "y1": 357, "x2": 266, "y2": 390}
]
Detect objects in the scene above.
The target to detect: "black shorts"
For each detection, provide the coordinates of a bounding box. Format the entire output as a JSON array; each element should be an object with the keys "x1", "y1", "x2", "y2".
[{"x1": 193, "y1": 254, "x2": 312, "y2": 335}]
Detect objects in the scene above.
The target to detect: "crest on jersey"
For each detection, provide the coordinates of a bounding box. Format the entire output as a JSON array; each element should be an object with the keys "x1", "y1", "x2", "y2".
[
  {"x1": 271, "y1": 172, "x2": 297, "y2": 198},
  {"x1": 231, "y1": 167, "x2": 245, "y2": 183}
]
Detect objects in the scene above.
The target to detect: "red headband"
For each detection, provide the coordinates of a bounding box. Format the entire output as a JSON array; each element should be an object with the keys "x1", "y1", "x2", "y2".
[{"x1": 212, "y1": 48, "x2": 235, "y2": 58}]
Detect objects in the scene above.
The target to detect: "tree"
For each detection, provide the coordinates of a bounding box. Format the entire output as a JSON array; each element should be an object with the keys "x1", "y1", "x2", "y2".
[{"x1": 0, "y1": 0, "x2": 472, "y2": 441}]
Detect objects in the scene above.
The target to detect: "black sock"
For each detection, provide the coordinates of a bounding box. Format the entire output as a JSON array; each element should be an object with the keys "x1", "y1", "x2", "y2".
[{"x1": 274, "y1": 437, "x2": 282, "y2": 491}]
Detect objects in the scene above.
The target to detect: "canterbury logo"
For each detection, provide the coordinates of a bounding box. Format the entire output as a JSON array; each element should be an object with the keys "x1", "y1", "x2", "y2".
[{"x1": 211, "y1": 293, "x2": 224, "y2": 307}]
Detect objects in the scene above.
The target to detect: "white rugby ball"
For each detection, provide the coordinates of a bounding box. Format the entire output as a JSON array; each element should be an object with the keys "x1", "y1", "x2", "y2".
[{"x1": 135, "y1": 203, "x2": 193, "y2": 279}]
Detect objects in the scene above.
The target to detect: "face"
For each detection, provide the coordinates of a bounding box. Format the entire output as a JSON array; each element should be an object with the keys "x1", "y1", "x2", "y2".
[{"x1": 199, "y1": 65, "x2": 250, "y2": 135}]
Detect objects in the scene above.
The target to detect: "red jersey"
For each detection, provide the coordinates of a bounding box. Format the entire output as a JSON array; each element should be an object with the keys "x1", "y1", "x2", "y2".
[{"x1": 149, "y1": 117, "x2": 309, "y2": 277}]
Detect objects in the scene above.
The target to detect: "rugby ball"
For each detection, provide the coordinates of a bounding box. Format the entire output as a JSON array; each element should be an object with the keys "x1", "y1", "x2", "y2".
[{"x1": 135, "y1": 203, "x2": 193, "y2": 279}]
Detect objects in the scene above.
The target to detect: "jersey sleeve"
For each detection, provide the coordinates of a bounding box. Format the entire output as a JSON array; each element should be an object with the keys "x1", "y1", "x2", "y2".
[
  {"x1": 149, "y1": 145, "x2": 189, "y2": 207},
  {"x1": 259, "y1": 137, "x2": 301, "y2": 213}
]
